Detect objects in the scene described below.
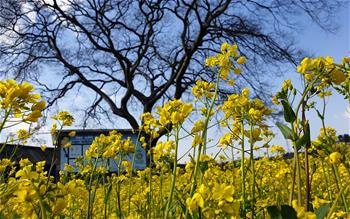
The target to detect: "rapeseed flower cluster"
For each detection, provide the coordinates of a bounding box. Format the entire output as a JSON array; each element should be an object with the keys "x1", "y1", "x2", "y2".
[
  {"x1": 297, "y1": 56, "x2": 349, "y2": 98},
  {"x1": 0, "y1": 80, "x2": 45, "y2": 122},
  {"x1": 205, "y1": 42, "x2": 245, "y2": 80},
  {"x1": 85, "y1": 131, "x2": 135, "y2": 159}
]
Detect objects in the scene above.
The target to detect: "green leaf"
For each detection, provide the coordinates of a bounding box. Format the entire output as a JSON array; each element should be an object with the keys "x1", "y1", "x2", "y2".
[
  {"x1": 296, "y1": 122, "x2": 311, "y2": 149},
  {"x1": 43, "y1": 201, "x2": 53, "y2": 213},
  {"x1": 103, "y1": 184, "x2": 113, "y2": 204},
  {"x1": 316, "y1": 204, "x2": 329, "y2": 219},
  {"x1": 281, "y1": 100, "x2": 296, "y2": 123},
  {"x1": 295, "y1": 135, "x2": 305, "y2": 150},
  {"x1": 174, "y1": 189, "x2": 188, "y2": 217},
  {"x1": 310, "y1": 86, "x2": 318, "y2": 95},
  {"x1": 315, "y1": 109, "x2": 324, "y2": 120},
  {"x1": 305, "y1": 122, "x2": 311, "y2": 146},
  {"x1": 267, "y1": 205, "x2": 298, "y2": 219},
  {"x1": 199, "y1": 161, "x2": 209, "y2": 172},
  {"x1": 276, "y1": 122, "x2": 293, "y2": 140},
  {"x1": 280, "y1": 205, "x2": 297, "y2": 219},
  {"x1": 267, "y1": 206, "x2": 282, "y2": 219},
  {"x1": 255, "y1": 211, "x2": 264, "y2": 219}
]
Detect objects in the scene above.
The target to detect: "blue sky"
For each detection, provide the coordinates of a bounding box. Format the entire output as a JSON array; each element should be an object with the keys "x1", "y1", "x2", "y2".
[
  {"x1": 190, "y1": 3, "x2": 350, "y2": 160},
  {"x1": 286, "y1": 3, "x2": 349, "y2": 142},
  {"x1": 251, "y1": 3, "x2": 350, "y2": 153}
]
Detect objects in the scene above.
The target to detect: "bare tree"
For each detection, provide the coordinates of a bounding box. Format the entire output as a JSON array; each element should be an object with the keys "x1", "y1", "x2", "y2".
[{"x1": 0, "y1": 0, "x2": 343, "y2": 142}]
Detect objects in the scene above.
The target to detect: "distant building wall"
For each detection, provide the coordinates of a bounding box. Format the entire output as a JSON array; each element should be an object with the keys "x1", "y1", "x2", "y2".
[
  {"x1": 0, "y1": 144, "x2": 55, "y2": 163},
  {"x1": 55, "y1": 129, "x2": 147, "y2": 172},
  {"x1": 0, "y1": 144, "x2": 57, "y2": 176},
  {"x1": 338, "y1": 134, "x2": 350, "y2": 143}
]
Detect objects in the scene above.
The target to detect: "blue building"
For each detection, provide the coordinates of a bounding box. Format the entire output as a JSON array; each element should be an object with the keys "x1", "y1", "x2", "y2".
[{"x1": 55, "y1": 129, "x2": 147, "y2": 172}]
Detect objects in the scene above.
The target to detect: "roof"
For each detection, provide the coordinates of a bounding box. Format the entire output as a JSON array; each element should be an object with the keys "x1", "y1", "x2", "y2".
[
  {"x1": 0, "y1": 144, "x2": 55, "y2": 164},
  {"x1": 57, "y1": 129, "x2": 135, "y2": 135}
]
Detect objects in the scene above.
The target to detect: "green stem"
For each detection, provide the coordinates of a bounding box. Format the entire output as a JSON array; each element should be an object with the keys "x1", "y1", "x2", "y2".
[
  {"x1": 149, "y1": 150, "x2": 154, "y2": 219},
  {"x1": 241, "y1": 117, "x2": 246, "y2": 218},
  {"x1": 332, "y1": 164, "x2": 349, "y2": 212},
  {"x1": 318, "y1": 97, "x2": 334, "y2": 202},
  {"x1": 103, "y1": 175, "x2": 107, "y2": 219},
  {"x1": 301, "y1": 102, "x2": 311, "y2": 211},
  {"x1": 321, "y1": 161, "x2": 333, "y2": 202},
  {"x1": 289, "y1": 154, "x2": 296, "y2": 205},
  {"x1": 295, "y1": 76, "x2": 320, "y2": 114},
  {"x1": 128, "y1": 131, "x2": 141, "y2": 216},
  {"x1": 32, "y1": 183, "x2": 47, "y2": 219},
  {"x1": 90, "y1": 174, "x2": 100, "y2": 217},
  {"x1": 0, "y1": 108, "x2": 11, "y2": 135},
  {"x1": 116, "y1": 154, "x2": 123, "y2": 218},
  {"x1": 231, "y1": 145, "x2": 235, "y2": 183},
  {"x1": 185, "y1": 70, "x2": 221, "y2": 219},
  {"x1": 286, "y1": 75, "x2": 320, "y2": 207},
  {"x1": 249, "y1": 123, "x2": 256, "y2": 217},
  {"x1": 290, "y1": 128, "x2": 302, "y2": 208},
  {"x1": 200, "y1": 72, "x2": 220, "y2": 155},
  {"x1": 86, "y1": 157, "x2": 99, "y2": 219},
  {"x1": 47, "y1": 124, "x2": 63, "y2": 186},
  {"x1": 0, "y1": 108, "x2": 11, "y2": 163},
  {"x1": 160, "y1": 167, "x2": 164, "y2": 218},
  {"x1": 327, "y1": 183, "x2": 350, "y2": 219},
  {"x1": 164, "y1": 126, "x2": 180, "y2": 219}
]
